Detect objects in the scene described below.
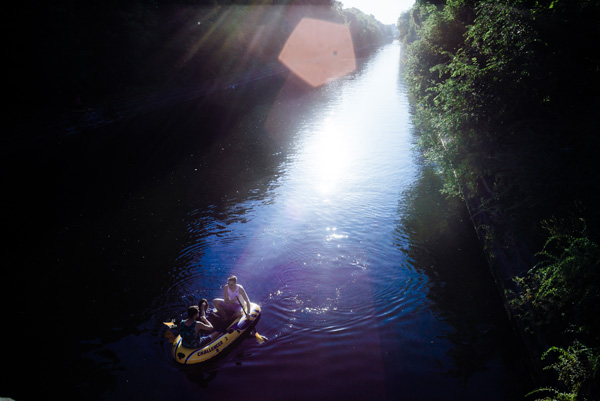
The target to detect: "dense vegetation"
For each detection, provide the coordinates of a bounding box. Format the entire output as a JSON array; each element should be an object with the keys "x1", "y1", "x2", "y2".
[
  {"x1": 398, "y1": 0, "x2": 599, "y2": 399},
  {"x1": 20, "y1": 0, "x2": 393, "y2": 127}
]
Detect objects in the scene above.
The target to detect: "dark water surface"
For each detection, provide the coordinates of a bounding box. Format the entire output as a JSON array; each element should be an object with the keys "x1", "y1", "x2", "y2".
[{"x1": 3, "y1": 42, "x2": 533, "y2": 400}]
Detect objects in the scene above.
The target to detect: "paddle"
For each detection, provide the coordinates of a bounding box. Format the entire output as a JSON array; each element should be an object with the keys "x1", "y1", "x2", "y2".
[
  {"x1": 162, "y1": 321, "x2": 177, "y2": 344},
  {"x1": 237, "y1": 297, "x2": 268, "y2": 343}
]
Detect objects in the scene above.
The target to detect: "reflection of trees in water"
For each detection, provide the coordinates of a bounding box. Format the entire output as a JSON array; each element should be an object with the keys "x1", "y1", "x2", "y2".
[
  {"x1": 72, "y1": 347, "x2": 121, "y2": 400},
  {"x1": 397, "y1": 165, "x2": 526, "y2": 388}
]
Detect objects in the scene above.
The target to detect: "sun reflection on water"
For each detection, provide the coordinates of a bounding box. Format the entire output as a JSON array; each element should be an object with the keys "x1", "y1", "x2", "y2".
[
  {"x1": 326, "y1": 227, "x2": 348, "y2": 243},
  {"x1": 303, "y1": 117, "x2": 357, "y2": 196}
]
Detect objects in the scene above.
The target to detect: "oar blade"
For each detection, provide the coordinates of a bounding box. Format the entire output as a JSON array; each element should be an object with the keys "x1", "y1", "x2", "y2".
[
  {"x1": 165, "y1": 330, "x2": 176, "y2": 344},
  {"x1": 255, "y1": 332, "x2": 268, "y2": 343}
]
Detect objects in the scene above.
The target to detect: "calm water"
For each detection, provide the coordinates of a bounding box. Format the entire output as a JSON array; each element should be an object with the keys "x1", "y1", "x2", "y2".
[{"x1": 4, "y1": 42, "x2": 532, "y2": 400}]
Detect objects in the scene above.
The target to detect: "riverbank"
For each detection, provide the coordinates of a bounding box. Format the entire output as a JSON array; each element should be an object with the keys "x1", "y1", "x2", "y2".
[
  {"x1": 462, "y1": 187, "x2": 547, "y2": 383},
  {"x1": 398, "y1": 1, "x2": 600, "y2": 398}
]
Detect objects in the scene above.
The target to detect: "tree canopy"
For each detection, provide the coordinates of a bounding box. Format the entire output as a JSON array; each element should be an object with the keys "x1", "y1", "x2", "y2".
[
  {"x1": 399, "y1": 0, "x2": 600, "y2": 244},
  {"x1": 22, "y1": 0, "x2": 391, "y2": 123}
]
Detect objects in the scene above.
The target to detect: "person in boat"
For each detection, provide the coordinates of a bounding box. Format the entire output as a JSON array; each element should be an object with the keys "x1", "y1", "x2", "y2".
[
  {"x1": 198, "y1": 298, "x2": 215, "y2": 327},
  {"x1": 180, "y1": 305, "x2": 219, "y2": 349},
  {"x1": 198, "y1": 298, "x2": 210, "y2": 317},
  {"x1": 213, "y1": 275, "x2": 251, "y2": 320}
]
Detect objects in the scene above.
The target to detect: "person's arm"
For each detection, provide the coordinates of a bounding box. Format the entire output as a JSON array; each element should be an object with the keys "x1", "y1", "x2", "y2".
[
  {"x1": 195, "y1": 319, "x2": 213, "y2": 333},
  {"x1": 239, "y1": 286, "x2": 251, "y2": 313},
  {"x1": 223, "y1": 285, "x2": 232, "y2": 305}
]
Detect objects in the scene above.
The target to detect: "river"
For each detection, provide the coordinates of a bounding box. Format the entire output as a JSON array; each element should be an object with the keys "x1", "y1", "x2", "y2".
[{"x1": 3, "y1": 42, "x2": 533, "y2": 401}]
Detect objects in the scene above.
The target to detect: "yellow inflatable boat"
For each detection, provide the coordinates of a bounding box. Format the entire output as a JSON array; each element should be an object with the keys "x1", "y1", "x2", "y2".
[{"x1": 171, "y1": 302, "x2": 262, "y2": 365}]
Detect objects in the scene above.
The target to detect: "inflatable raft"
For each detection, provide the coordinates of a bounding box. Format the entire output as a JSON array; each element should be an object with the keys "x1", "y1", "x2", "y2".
[{"x1": 171, "y1": 302, "x2": 261, "y2": 365}]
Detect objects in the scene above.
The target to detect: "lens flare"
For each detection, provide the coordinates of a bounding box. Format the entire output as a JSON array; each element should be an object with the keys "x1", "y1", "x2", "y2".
[{"x1": 279, "y1": 18, "x2": 356, "y2": 87}]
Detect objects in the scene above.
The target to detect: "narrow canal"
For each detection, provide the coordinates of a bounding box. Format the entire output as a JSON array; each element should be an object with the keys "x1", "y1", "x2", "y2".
[{"x1": 4, "y1": 41, "x2": 533, "y2": 400}]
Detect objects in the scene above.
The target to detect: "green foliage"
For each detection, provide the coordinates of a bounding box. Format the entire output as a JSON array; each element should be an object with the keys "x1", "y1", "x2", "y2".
[
  {"x1": 448, "y1": 0, "x2": 539, "y2": 122},
  {"x1": 407, "y1": 0, "x2": 542, "y2": 195},
  {"x1": 397, "y1": 2, "x2": 439, "y2": 45},
  {"x1": 413, "y1": 105, "x2": 463, "y2": 197},
  {"x1": 507, "y1": 217, "x2": 600, "y2": 400},
  {"x1": 402, "y1": 0, "x2": 488, "y2": 197},
  {"x1": 401, "y1": 1, "x2": 600, "y2": 399},
  {"x1": 511, "y1": 217, "x2": 600, "y2": 341},
  {"x1": 401, "y1": 0, "x2": 600, "y2": 237},
  {"x1": 528, "y1": 341, "x2": 600, "y2": 401},
  {"x1": 396, "y1": 11, "x2": 413, "y2": 43},
  {"x1": 343, "y1": 7, "x2": 392, "y2": 54}
]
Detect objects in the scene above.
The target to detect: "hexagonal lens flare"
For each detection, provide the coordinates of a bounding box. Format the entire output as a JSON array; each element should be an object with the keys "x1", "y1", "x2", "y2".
[{"x1": 278, "y1": 18, "x2": 356, "y2": 87}]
